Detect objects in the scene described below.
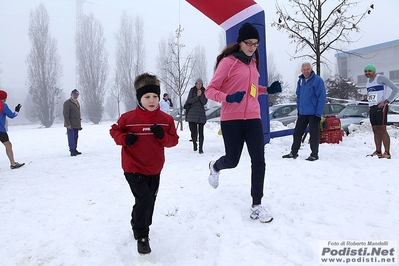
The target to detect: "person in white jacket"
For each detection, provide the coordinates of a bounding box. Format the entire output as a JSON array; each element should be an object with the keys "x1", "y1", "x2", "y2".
[{"x1": 159, "y1": 93, "x2": 173, "y2": 113}]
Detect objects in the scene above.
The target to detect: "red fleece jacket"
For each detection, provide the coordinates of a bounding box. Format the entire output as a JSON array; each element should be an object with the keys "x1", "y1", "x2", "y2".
[{"x1": 110, "y1": 106, "x2": 179, "y2": 175}]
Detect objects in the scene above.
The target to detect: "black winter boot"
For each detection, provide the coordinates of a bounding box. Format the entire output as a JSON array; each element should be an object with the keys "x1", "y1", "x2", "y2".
[
  {"x1": 137, "y1": 237, "x2": 151, "y2": 254},
  {"x1": 70, "y1": 150, "x2": 77, "y2": 156}
]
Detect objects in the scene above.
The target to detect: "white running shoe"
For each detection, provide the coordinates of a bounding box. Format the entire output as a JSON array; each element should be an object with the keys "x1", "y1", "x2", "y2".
[
  {"x1": 250, "y1": 205, "x2": 273, "y2": 223},
  {"x1": 208, "y1": 161, "x2": 220, "y2": 189}
]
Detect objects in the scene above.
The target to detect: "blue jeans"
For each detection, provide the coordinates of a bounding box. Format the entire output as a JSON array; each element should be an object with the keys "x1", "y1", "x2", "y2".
[
  {"x1": 67, "y1": 128, "x2": 79, "y2": 151},
  {"x1": 214, "y1": 119, "x2": 265, "y2": 205}
]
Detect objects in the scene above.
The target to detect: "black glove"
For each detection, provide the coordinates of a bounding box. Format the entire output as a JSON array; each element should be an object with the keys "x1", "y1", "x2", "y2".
[
  {"x1": 15, "y1": 104, "x2": 22, "y2": 112},
  {"x1": 267, "y1": 81, "x2": 282, "y2": 94},
  {"x1": 125, "y1": 134, "x2": 137, "y2": 145},
  {"x1": 151, "y1": 124, "x2": 164, "y2": 139},
  {"x1": 226, "y1": 91, "x2": 246, "y2": 103}
]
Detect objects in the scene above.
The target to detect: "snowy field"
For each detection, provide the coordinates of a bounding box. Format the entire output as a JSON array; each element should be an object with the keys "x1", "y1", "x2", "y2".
[{"x1": 0, "y1": 119, "x2": 398, "y2": 266}]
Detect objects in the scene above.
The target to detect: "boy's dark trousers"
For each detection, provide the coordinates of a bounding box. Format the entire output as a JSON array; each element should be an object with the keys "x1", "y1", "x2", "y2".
[{"x1": 125, "y1": 172, "x2": 160, "y2": 239}]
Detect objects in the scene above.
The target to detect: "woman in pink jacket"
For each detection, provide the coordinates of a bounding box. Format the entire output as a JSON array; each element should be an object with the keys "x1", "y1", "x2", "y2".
[{"x1": 205, "y1": 22, "x2": 273, "y2": 223}]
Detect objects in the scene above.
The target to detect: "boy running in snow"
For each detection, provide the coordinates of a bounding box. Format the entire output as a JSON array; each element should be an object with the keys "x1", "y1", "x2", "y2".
[{"x1": 110, "y1": 73, "x2": 179, "y2": 255}]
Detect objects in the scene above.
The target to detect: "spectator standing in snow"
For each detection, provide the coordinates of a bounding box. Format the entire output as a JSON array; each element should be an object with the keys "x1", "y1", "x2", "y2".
[
  {"x1": 205, "y1": 22, "x2": 277, "y2": 224},
  {"x1": 364, "y1": 64, "x2": 399, "y2": 159},
  {"x1": 63, "y1": 89, "x2": 82, "y2": 156},
  {"x1": 185, "y1": 78, "x2": 207, "y2": 154},
  {"x1": 159, "y1": 93, "x2": 173, "y2": 113},
  {"x1": 282, "y1": 62, "x2": 326, "y2": 161},
  {"x1": 0, "y1": 90, "x2": 25, "y2": 169},
  {"x1": 110, "y1": 73, "x2": 179, "y2": 255}
]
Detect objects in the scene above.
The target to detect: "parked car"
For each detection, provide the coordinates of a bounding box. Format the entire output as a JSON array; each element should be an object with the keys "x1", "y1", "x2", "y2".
[
  {"x1": 274, "y1": 103, "x2": 346, "y2": 126},
  {"x1": 386, "y1": 99, "x2": 399, "y2": 126},
  {"x1": 205, "y1": 106, "x2": 221, "y2": 121},
  {"x1": 269, "y1": 103, "x2": 297, "y2": 120},
  {"x1": 170, "y1": 108, "x2": 185, "y2": 121},
  {"x1": 337, "y1": 104, "x2": 369, "y2": 134}
]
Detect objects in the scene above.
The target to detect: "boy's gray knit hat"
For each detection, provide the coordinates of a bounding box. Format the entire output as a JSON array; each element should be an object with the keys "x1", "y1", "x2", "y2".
[{"x1": 195, "y1": 78, "x2": 203, "y2": 84}]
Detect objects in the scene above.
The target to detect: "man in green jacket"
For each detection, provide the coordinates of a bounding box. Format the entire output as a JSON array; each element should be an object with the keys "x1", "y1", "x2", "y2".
[{"x1": 63, "y1": 89, "x2": 82, "y2": 156}]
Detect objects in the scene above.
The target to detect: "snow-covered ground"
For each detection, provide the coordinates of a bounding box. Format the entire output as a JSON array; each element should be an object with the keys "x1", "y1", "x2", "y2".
[{"x1": 1, "y1": 119, "x2": 398, "y2": 265}]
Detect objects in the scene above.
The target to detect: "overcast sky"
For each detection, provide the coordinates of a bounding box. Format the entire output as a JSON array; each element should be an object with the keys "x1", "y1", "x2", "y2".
[{"x1": 1, "y1": 0, "x2": 398, "y2": 98}]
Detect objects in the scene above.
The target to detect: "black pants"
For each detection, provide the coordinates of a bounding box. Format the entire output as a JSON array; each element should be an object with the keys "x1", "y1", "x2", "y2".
[
  {"x1": 214, "y1": 119, "x2": 265, "y2": 205},
  {"x1": 291, "y1": 115, "x2": 320, "y2": 157},
  {"x1": 189, "y1": 122, "x2": 204, "y2": 150},
  {"x1": 125, "y1": 172, "x2": 160, "y2": 239}
]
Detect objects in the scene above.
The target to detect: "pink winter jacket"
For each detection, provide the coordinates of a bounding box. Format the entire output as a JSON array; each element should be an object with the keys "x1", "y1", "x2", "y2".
[{"x1": 205, "y1": 55, "x2": 266, "y2": 121}]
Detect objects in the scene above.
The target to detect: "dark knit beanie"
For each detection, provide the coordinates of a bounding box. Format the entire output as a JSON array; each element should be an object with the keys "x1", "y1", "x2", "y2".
[
  {"x1": 136, "y1": 85, "x2": 161, "y2": 103},
  {"x1": 236, "y1": 22, "x2": 259, "y2": 43}
]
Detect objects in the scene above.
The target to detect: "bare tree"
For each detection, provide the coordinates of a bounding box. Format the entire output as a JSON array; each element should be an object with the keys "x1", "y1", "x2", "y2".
[
  {"x1": 271, "y1": 0, "x2": 374, "y2": 75},
  {"x1": 26, "y1": 3, "x2": 62, "y2": 128},
  {"x1": 156, "y1": 25, "x2": 196, "y2": 130},
  {"x1": 76, "y1": 14, "x2": 109, "y2": 124},
  {"x1": 23, "y1": 95, "x2": 39, "y2": 123},
  {"x1": 267, "y1": 53, "x2": 293, "y2": 105},
  {"x1": 114, "y1": 13, "x2": 145, "y2": 111},
  {"x1": 110, "y1": 73, "x2": 123, "y2": 118},
  {"x1": 191, "y1": 45, "x2": 208, "y2": 86},
  {"x1": 104, "y1": 95, "x2": 118, "y2": 119}
]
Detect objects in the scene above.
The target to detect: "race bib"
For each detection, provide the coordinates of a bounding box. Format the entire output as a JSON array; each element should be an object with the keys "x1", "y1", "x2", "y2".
[
  {"x1": 250, "y1": 84, "x2": 257, "y2": 98},
  {"x1": 368, "y1": 92, "x2": 377, "y2": 102}
]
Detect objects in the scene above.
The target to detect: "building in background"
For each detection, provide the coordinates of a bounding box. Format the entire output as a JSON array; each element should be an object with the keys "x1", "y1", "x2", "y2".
[{"x1": 336, "y1": 39, "x2": 399, "y2": 95}]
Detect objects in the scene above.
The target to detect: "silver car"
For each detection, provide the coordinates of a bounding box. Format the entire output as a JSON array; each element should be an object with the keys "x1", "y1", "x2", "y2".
[
  {"x1": 274, "y1": 103, "x2": 345, "y2": 126},
  {"x1": 337, "y1": 104, "x2": 369, "y2": 134}
]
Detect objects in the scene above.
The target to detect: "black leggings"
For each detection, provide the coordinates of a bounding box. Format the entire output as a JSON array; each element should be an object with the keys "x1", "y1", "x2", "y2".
[
  {"x1": 214, "y1": 119, "x2": 265, "y2": 205},
  {"x1": 189, "y1": 122, "x2": 204, "y2": 148}
]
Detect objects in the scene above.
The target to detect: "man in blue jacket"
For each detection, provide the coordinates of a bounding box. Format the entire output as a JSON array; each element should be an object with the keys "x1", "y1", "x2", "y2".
[
  {"x1": 0, "y1": 90, "x2": 25, "y2": 169},
  {"x1": 283, "y1": 62, "x2": 326, "y2": 161}
]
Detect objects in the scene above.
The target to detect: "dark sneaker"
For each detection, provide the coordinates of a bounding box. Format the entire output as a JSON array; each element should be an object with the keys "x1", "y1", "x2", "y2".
[
  {"x1": 10, "y1": 162, "x2": 25, "y2": 169},
  {"x1": 306, "y1": 155, "x2": 319, "y2": 161},
  {"x1": 75, "y1": 149, "x2": 82, "y2": 155},
  {"x1": 137, "y1": 237, "x2": 151, "y2": 255},
  {"x1": 282, "y1": 152, "x2": 298, "y2": 159}
]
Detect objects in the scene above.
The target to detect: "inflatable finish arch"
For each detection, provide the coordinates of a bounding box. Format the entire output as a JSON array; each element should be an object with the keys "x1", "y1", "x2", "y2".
[{"x1": 186, "y1": 0, "x2": 272, "y2": 144}]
